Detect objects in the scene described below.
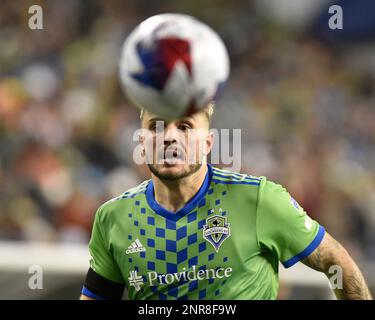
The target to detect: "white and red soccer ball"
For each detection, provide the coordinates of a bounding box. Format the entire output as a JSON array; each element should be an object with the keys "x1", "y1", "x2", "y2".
[{"x1": 119, "y1": 13, "x2": 230, "y2": 119}]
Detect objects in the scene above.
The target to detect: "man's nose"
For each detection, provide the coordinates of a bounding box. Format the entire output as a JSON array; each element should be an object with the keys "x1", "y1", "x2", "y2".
[{"x1": 163, "y1": 126, "x2": 179, "y2": 145}]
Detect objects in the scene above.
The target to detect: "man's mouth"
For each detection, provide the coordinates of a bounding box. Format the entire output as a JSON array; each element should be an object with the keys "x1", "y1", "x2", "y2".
[{"x1": 160, "y1": 147, "x2": 185, "y2": 164}]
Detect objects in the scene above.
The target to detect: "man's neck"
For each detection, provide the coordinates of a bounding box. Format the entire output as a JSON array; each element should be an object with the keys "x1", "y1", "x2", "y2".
[{"x1": 152, "y1": 165, "x2": 208, "y2": 213}]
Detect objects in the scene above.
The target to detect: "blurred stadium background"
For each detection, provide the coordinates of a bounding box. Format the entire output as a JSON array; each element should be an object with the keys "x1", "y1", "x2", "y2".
[{"x1": 1, "y1": 0, "x2": 375, "y2": 299}]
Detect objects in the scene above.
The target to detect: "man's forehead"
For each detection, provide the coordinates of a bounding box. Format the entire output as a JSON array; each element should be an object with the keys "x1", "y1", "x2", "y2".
[{"x1": 143, "y1": 111, "x2": 202, "y2": 124}]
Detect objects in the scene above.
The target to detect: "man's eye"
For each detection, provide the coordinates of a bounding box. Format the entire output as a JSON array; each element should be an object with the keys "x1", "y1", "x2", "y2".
[
  {"x1": 149, "y1": 123, "x2": 159, "y2": 131},
  {"x1": 179, "y1": 123, "x2": 191, "y2": 131},
  {"x1": 149, "y1": 122, "x2": 166, "y2": 131}
]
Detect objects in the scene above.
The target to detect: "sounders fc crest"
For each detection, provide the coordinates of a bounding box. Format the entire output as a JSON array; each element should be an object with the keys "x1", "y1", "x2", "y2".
[{"x1": 203, "y1": 215, "x2": 231, "y2": 252}]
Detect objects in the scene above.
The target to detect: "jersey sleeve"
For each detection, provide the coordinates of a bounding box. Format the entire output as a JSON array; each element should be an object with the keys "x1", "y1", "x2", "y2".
[
  {"x1": 256, "y1": 178, "x2": 325, "y2": 268},
  {"x1": 88, "y1": 205, "x2": 124, "y2": 283}
]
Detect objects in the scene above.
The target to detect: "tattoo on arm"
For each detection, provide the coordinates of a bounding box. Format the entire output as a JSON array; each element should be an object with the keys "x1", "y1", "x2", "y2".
[{"x1": 302, "y1": 232, "x2": 372, "y2": 300}]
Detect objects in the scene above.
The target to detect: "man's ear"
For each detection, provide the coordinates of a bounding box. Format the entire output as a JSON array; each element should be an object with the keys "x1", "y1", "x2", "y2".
[
  {"x1": 138, "y1": 131, "x2": 146, "y2": 158},
  {"x1": 204, "y1": 130, "x2": 215, "y2": 156},
  {"x1": 139, "y1": 131, "x2": 145, "y2": 144}
]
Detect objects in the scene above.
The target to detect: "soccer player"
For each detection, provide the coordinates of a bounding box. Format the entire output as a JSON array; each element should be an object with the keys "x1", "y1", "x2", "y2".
[{"x1": 80, "y1": 105, "x2": 372, "y2": 300}]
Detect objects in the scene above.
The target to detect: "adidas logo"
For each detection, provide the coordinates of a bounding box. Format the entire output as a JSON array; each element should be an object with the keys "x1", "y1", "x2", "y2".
[{"x1": 126, "y1": 239, "x2": 146, "y2": 254}]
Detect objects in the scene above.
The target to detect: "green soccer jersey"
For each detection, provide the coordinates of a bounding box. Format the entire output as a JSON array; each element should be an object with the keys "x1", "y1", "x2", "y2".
[{"x1": 88, "y1": 164, "x2": 325, "y2": 300}]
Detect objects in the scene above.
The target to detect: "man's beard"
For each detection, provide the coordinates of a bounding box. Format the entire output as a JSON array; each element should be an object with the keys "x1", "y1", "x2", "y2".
[{"x1": 148, "y1": 163, "x2": 202, "y2": 181}]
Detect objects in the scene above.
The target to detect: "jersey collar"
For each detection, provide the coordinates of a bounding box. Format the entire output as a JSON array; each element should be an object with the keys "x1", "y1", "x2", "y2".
[{"x1": 145, "y1": 164, "x2": 213, "y2": 221}]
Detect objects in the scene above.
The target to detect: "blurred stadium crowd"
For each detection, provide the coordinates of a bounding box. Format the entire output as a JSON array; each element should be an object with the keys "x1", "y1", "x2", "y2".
[{"x1": 1, "y1": 0, "x2": 375, "y2": 264}]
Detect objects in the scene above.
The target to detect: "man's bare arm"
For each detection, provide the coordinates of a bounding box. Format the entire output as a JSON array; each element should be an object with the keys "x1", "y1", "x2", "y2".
[
  {"x1": 79, "y1": 294, "x2": 95, "y2": 300},
  {"x1": 301, "y1": 232, "x2": 372, "y2": 300}
]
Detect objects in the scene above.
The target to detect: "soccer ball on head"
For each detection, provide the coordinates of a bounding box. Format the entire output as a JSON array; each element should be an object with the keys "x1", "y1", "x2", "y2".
[{"x1": 119, "y1": 13, "x2": 230, "y2": 119}]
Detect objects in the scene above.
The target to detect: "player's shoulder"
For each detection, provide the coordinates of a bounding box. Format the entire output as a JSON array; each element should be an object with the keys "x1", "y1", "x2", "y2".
[
  {"x1": 256, "y1": 176, "x2": 298, "y2": 213},
  {"x1": 210, "y1": 166, "x2": 288, "y2": 195},
  {"x1": 258, "y1": 176, "x2": 288, "y2": 197},
  {"x1": 96, "y1": 179, "x2": 150, "y2": 220}
]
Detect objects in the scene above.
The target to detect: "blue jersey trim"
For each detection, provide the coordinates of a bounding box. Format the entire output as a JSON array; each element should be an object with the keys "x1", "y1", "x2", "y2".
[
  {"x1": 145, "y1": 164, "x2": 212, "y2": 221},
  {"x1": 81, "y1": 286, "x2": 106, "y2": 300},
  {"x1": 212, "y1": 179, "x2": 260, "y2": 186},
  {"x1": 282, "y1": 225, "x2": 326, "y2": 268}
]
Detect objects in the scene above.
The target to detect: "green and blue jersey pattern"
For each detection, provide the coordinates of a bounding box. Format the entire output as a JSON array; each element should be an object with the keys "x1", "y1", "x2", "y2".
[{"x1": 88, "y1": 165, "x2": 325, "y2": 299}]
